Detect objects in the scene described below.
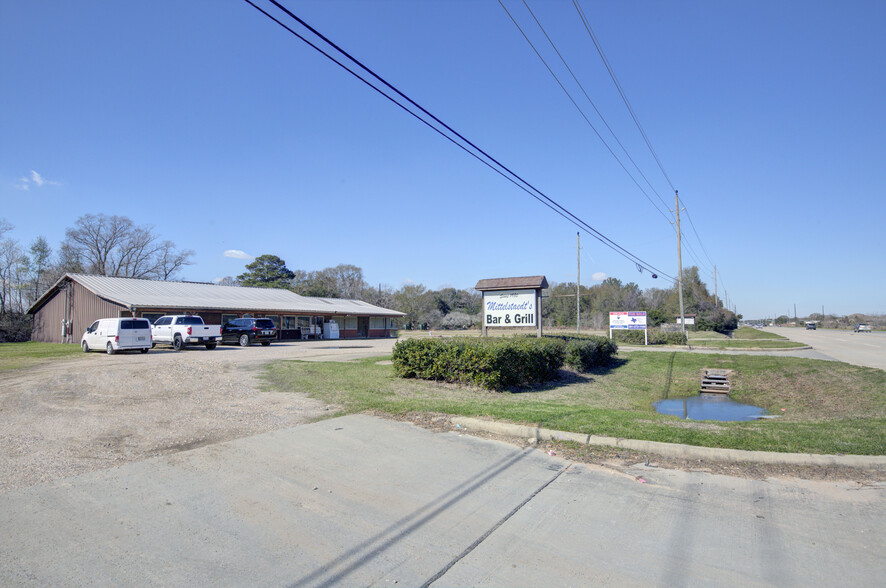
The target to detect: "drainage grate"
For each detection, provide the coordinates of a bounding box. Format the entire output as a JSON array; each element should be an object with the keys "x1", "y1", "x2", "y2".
[{"x1": 701, "y1": 368, "x2": 731, "y2": 394}]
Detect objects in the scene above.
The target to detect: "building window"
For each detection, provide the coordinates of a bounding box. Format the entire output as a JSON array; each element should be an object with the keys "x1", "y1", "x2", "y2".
[
  {"x1": 345, "y1": 317, "x2": 358, "y2": 330},
  {"x1": 282, "y1": 316, "x2": 297, "y2": 329},
  {"x1": 370, "y1": 317, "x2": 386, "y2": 329},
  {"x1": 297, "y1": 316, "x2": 312, "y2": 328}
]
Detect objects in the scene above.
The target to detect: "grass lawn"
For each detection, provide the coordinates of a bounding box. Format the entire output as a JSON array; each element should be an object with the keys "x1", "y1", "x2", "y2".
[
  {"x1": 0, "y1": 342, "x2": 82, "y2": 371},
  {"x1": 730, "y1": 327, "x2": 790, "y2": 340},
  {"x1": 261, "y1": 351, "x2": 886, "y2": 456},
  {"x1": 690, "y1": 339, "x2": 806, "y2": 349}
]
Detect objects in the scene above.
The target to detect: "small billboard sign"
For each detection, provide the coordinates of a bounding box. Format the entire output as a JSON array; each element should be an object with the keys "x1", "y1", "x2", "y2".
[{"x1": 609, "y1": 311, "x2": 647, "y2": 330}]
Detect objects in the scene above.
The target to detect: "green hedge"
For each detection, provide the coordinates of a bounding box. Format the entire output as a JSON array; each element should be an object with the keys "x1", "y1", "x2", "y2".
[
  {"x1": 392, "y1": 334, "x2": 620, "y2": 390},
  {"x1": 611, "y1": 329, "x2": 687, "y2": 345},
  {"x1": 392, "y1": 337, "x2": 566, "y2": 390},
  {"x1": 544, "y1": 334, "x2": 618, "y2": 371}
]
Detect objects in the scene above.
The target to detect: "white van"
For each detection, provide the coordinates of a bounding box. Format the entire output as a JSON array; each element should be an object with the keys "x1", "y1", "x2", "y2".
[{"x1": 81, "y1": 318, "x2": 153, "y2": 354}]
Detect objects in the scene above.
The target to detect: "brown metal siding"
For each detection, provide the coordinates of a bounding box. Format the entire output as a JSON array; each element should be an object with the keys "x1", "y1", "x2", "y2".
[
  {"x1": 30, "y1": 287, "x2": 66, "y2": 342},
  {"x1": 71, "y1": 281, "x2": 125, "y2": 340},
  {"x1": 31, "y1": 279, "x2": 125, "y2": 343}
]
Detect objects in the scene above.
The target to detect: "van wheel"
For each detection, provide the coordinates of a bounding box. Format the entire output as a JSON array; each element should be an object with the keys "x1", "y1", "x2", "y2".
[
  {"x1": 106, "y1": 343, "x2": 115, "y2": 355},
  {"x1": 82, "y1": 341, "x2": 90, "y2": 353},
  {"x1": 205, "y1": 342, "x2": 217, "y2": 350},
  {"x1": 239, "y1": 334, "x2": 250, "y2": 347},
  {"x1": 140, "y1": 348, "x2": 149, "y2": 354},
  {"x1": 173, "y1": 335, "x2": 184, "y2": 351}
]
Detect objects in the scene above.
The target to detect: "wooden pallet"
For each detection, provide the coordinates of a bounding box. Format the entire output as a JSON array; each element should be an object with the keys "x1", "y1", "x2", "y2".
[{"x1": 701, "y1": 368, "x2": 731, "y2": 394}]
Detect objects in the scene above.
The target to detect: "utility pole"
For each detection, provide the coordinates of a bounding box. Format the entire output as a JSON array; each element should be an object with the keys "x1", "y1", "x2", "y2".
[
  {"x1": 576, "y1": 232, "x2": 581, "y2": 335},
  {"x1": 675, "y1": 191, "x2": 686, "y2": 336},
  {"x1": 714, "y1": 265, "x2": 718, "y2": 309},
  {"x1": 794, "y1": 303, "x2": 797, "y2": 322}
]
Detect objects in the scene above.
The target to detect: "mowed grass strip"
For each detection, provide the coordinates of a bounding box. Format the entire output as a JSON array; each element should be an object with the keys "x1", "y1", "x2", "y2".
[
  {"x1": 690, "y1": 339, "x2": 806, "y2": 349},
  {"x1": 0, "y1": 342, "x2": 83, "y2": 371},
  {"x1": 730, "y1": 327, "x2": 788, "y2": 340},
  {"x1": 260, "y1": 351, "x2": 886, "y2": 456}
]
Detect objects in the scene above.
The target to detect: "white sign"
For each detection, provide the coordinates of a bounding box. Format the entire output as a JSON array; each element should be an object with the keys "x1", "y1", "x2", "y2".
[
  {"x1": 483, "y1": 289, "x2": 536, "y2": 327},
  {"x1": 677, "y1": 316, "x2": 695, "y2": 325},
  {"x1": 609, "y1": 311, "x2": 647, "y2": 330}
]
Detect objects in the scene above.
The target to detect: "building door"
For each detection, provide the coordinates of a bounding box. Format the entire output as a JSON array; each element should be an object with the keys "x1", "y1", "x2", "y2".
[{"x1": 358, "y1": 317, "x2": 369, "y2": 338}]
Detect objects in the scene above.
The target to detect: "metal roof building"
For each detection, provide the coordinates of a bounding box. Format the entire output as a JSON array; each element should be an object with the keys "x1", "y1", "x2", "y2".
[{"x1": 28, "y1": 274, "x2": 404, "y2": 343}]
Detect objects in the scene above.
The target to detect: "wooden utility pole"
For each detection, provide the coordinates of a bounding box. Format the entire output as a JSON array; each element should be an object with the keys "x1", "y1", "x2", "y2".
[
  {"x1": 576, "y1": 232, "x2": 581, "y2": 335},
  {"x1": 714, "y1": 265, "x2": 718, "y2": 309},
  {"x1": 675, "y1": 191, "x2": 686, "y2": 336}
]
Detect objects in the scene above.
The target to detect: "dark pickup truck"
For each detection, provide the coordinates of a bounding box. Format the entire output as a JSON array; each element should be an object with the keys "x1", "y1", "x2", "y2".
[{"x1": 222, "y1": 318, "x2": 277, "y2": 346}]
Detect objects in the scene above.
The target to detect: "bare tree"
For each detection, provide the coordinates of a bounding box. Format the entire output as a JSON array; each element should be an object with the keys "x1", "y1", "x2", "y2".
[
  {"x1": 0, "y1": 239, "x2": 26, "y2": 313},
  {"x1": 156, "y1": 241, "x2": 195, "y2": 280},
  {"x1": 28, "y1": 237, "x2": 52, "y2": 300},
  {"x1": 63, "y1": 214, "x2": 192, "y2": 280}
]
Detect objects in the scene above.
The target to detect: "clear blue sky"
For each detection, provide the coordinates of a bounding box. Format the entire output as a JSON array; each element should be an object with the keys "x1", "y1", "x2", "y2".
[{"x1": 2, "y1": 1, "x2": 884, "y2": 319}]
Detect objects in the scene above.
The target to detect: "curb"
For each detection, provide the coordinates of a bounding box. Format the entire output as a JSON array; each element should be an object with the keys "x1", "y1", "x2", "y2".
[{"x1": 450, "y1": 416, "x2": 886, "y2": 469}]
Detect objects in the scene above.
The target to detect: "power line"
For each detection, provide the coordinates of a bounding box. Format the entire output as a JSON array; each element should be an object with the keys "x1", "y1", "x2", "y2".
[
  {"x1": 500, "y1": 0, "x2": 673, "y2": 222},
  {"x1": 570, "y1": 1, "x2": 720, "y2": 284},
  {"x1": 243, "y1": 0, "x2": 676, "y2": 282},
  {"x1": 572, "y1": 0, "x2": 675, "y2": 193}
]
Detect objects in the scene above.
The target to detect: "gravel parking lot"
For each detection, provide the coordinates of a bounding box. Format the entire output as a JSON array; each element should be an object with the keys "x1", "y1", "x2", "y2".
[{"x1": 0, "y1": 339, "x2": 396, "y2": 492}]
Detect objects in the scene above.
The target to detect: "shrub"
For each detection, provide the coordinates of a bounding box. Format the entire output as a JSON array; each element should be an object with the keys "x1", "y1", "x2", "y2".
[
  {"x1": 611, "y1": 329, "x2": 687, "y2": 346},
  {"x1": 0, "y1": 312, "x2": 32, "y2": 343},
  {"x1": 392, "y1": 336, "x2": 565, "y2": 391},
  {"x1": 544, "y1": 334, "x2": 618, "y2": 371}
]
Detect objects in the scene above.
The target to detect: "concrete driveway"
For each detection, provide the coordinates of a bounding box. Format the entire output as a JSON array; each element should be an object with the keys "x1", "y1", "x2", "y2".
[{"x1": 2, "y1": 415, "x2": 882, "y2": 587}]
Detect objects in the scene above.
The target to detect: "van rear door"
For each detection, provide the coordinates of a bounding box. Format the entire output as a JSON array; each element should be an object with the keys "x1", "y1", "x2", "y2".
[{"x1": 118, "y1": 319, "x2": 151, "y2": 349}]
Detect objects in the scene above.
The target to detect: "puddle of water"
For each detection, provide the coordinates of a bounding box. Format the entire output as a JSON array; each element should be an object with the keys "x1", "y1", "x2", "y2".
[{"x1": 654, "y1": 393, "x2": 767, "y2": 422}]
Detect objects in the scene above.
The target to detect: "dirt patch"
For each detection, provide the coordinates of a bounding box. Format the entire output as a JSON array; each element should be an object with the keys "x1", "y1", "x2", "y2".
[{"x1": 0, "y1": 340, "x2": 396, "y2": 493}]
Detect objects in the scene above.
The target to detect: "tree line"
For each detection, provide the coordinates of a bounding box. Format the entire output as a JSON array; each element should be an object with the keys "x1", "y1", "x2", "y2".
[
  {"x1": 0, "y1": 214, "x2": 193, "y2": 341},
  {"x1": 1, "y1": 213, "x2": 738, "y2": 342},
  {"x1": 231, "y1": 254, "x2": 737, "y2": 332}
]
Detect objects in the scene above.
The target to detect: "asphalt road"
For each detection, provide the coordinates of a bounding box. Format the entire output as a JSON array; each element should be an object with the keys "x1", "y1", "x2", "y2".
[
  {"x1": 762, "y1": 327, "x2": 886, "y2": 370},
  {"x1": 2, "y1": 415, "x2": 883, "y2": 587}
]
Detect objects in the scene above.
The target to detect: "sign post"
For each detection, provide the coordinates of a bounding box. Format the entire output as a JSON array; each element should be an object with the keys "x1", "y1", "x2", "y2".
[{"x1": 609, "y1": 311, "x2": 648, "y2": 345}]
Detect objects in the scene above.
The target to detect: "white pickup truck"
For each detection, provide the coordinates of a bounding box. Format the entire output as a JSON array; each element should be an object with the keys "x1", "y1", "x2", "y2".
[
  {"x1": 854, "y1": 324, "x2": 873, "y2": 333},
  {"x1": 151, "y1": 315, "x2": 222, "y2": 350}
]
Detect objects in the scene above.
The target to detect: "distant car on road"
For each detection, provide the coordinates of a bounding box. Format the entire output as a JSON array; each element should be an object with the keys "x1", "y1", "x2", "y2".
[
  {"x1": 805, "y1": 322, "x2": 817, "y2": 330},
  {"x1": 855, "y1": 324, "x2": 872, "y2": 333},
  {"x1": 222, "y1": 318, "x2": 277, "y2": 346}
]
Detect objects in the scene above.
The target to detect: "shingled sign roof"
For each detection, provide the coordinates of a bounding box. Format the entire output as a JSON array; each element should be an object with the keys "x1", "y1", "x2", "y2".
[{"x1": 474, "y1": 276, "x2": 548, "y2": 291}]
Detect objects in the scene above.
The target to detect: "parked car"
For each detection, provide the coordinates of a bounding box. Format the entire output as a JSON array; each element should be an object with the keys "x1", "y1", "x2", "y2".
[
  {"x1": 151, "y1": 315, "x2": 222, "y2": 350},
  {"x1": 855, "y1": 324, "x2": 872, "y2": 333},
  {"x1": 222, "y1": 318, "x2": 277, "y2": 346},
  {"x1": 82, "y1": 318, "x2": 152, "y2": 354}
]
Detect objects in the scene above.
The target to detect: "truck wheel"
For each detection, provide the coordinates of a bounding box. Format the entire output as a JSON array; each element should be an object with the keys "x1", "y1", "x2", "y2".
[
  {"x1": 82, "y1": 341, "x2": 90, "y2": 353},
  {"x1": 173, "y1": 335, "x2": 184, "y2": 351},
  {"x1": 205, "y1": 342, "x2": 217, "y2": 350},
  {"x1": 239, "y1": 334, "x2": 250, "y2": 347},
  {"x1": 106, "y1": 342, "x2": 115, "y2": 355},
  {"x1": 140, "y1": 348, "x2": 149, "y2": 354}
]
